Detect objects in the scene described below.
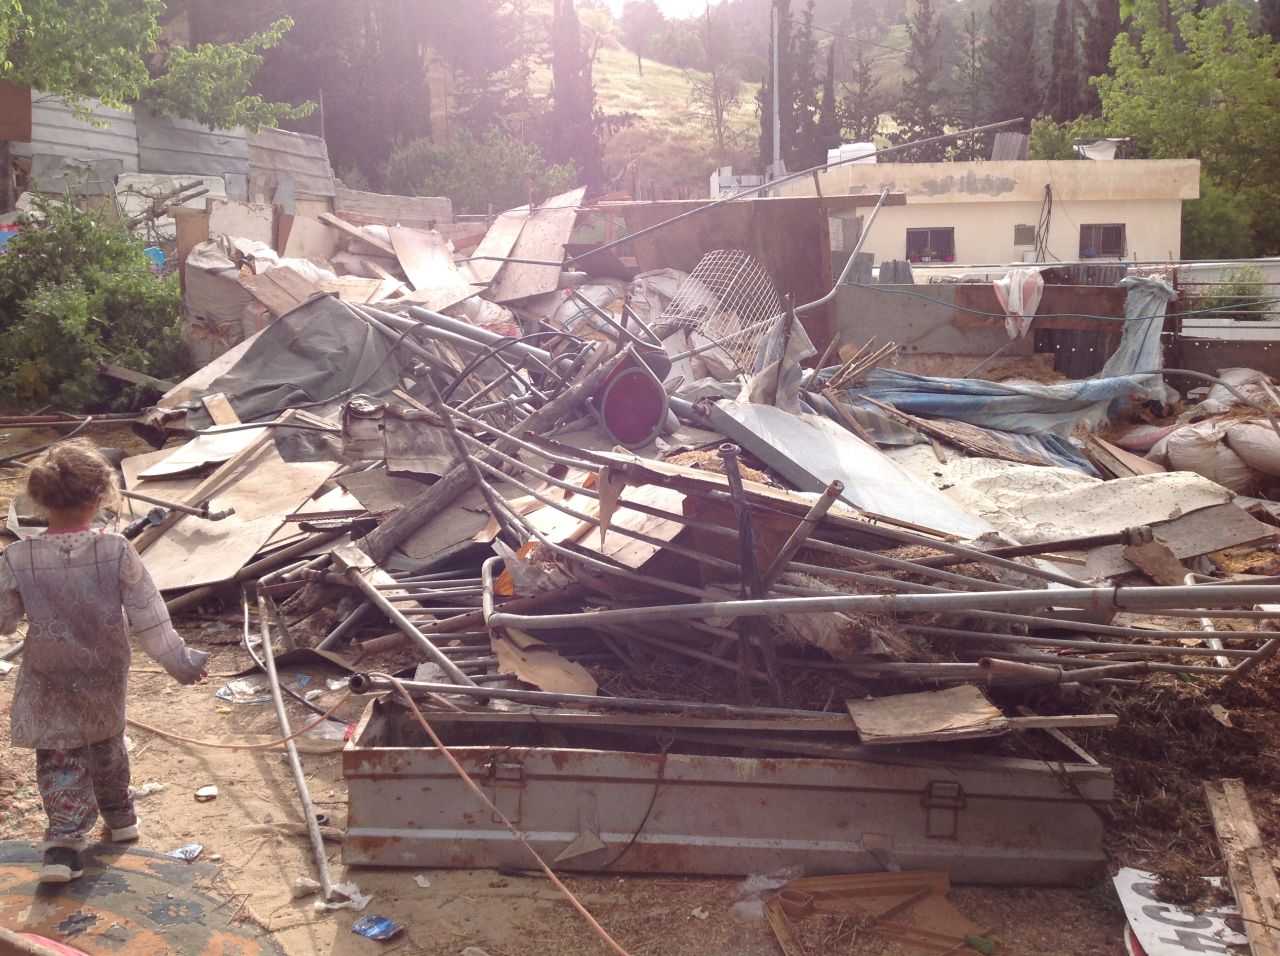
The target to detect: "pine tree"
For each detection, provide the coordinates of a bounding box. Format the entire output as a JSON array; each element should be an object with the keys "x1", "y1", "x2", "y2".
[
  {"x1": 889, "y1": 0, "x2": 950, "y2": 161},
  {"x1": 1047, "y1": 0, "x2": 1085, "y2": 122},
  {"x1": 1082, "y1": 0, "x2": 1121, "y2": 113},
  {"x1": 547, "y1": 0, "x2": 602, "y2": 187},
  {"x1": 1263, "y1": 0, "x2": 1280, "y2": 42},
  {"x1": 839, "y1": 42, "x2": 881, "y2": 143},
  {"x1": 790, "y1": 0, "x2": 824, "y2": 169},
  {"x1": 818, "y1": 42, "x2": 841, "y2": 157},
  {"x1": 950, "y1": 9, "x2": 984, "y2": 160},
  {"x1": 979, "y1": 0, "x2": 1039, "y2": 131}
]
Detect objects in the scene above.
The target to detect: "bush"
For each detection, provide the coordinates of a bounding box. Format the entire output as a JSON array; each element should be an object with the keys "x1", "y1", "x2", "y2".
[
  {"x1": 0, "y1": 198, "x2": 189, "y2": 411},
  {"x1": 383, "y1": 129, "x2": 579, "y2": 215}
]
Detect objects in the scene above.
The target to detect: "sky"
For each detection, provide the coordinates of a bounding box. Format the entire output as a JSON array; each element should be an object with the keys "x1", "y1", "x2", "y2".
[{"x1": 601, "y1": 0, "x2": 716, "y2": 18}]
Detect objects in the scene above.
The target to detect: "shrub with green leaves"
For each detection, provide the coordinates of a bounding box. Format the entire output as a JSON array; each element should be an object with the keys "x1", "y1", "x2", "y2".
[{"x1": 0, "y1": 198, "x2": 189, "y2": 411}]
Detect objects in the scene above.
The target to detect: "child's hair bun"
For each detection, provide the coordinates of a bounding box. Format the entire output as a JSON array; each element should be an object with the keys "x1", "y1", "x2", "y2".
[{"x1": 26, "y1": 438, "x2": 120, "y2": 514}]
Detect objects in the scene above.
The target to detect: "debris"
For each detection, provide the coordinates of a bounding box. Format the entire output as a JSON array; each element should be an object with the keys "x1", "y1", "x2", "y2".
[
  {"x1": 195, "y1": 785, "x2": 218, "y2": 802},
  {"x1": 1203, "y1": 779, "x2": 1280, "y2": 956},
  {"x1": 412, "y1": 875, "x2": 431, "y2": 889},
  {"x1": 132, "y1": 782, "x2": 167, "y2": 799},
  {"x1": 291, "y1": 877, "x2": 322, "y2": 899},
  {"x1": 166, "y1": 844, "x2": 204, "y2": 862},
  {"x1": 315, "y1": 881, "x2": 373, "y2": 912},
  {"x1": 1113, "y1": 868, "x2": 1247, "y2": 956},
  {"x1": 690, "y1": 906, "x2": 710, "y2": 920},
  {"x1": 350, "y1": 914, "x2": 405, "y2": 941}
]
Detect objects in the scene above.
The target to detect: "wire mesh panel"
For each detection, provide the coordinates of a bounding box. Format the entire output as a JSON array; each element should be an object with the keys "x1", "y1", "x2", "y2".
[{"x1": 659, "y1": 249, "x2": 783, "y2": 372}]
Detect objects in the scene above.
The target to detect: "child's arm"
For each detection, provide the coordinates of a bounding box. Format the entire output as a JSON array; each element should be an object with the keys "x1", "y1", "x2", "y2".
[
  {"x1": 0, "y1": 556, "x2": 22, "y2": 636},
  {"x1": 118, "y1": 540, "x2": 209, "y2": 684}
]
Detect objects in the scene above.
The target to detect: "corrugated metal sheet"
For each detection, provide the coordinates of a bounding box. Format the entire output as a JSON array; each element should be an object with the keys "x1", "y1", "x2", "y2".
[
  {"x1": 134, "y1": 106, "x2": 248, "y2": 179},
  {"x1": 247, "y1": 127, "x2": 334, "y2": 200},
  {"x1": 12, "y1": 91, "x2": 138, "y2": 171}
]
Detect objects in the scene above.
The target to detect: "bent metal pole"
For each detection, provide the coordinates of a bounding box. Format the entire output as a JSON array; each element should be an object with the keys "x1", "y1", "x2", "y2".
[{"x1": 486, "y1": 584, "x2": 1280, "y2": 631}]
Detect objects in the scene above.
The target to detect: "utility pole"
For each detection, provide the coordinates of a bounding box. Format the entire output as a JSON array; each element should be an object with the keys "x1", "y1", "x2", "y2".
[{"x1": 770, "y1": 1, "x2": 781, "y2": 191}]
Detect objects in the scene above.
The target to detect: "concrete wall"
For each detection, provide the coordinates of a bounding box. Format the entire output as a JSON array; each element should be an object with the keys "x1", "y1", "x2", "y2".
[{"x1": 782, "y1": 159, "x2": 1200, "y2": 265}]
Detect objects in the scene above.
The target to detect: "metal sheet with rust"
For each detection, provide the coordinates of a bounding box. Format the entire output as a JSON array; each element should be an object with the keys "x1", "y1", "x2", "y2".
[{"x1": 342, "y1": 706, "x2": 1111, "y2": 884}]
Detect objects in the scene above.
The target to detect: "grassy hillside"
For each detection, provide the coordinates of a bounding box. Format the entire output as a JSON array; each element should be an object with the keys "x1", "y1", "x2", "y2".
[{"x1": 531, "y1": 41, "x2": 762, "y2": 191}]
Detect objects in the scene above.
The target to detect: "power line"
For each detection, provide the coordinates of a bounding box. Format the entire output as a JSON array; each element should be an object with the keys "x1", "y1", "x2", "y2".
[{"x1": 782, "y1": 17, "x2": 910, "y2": 56}]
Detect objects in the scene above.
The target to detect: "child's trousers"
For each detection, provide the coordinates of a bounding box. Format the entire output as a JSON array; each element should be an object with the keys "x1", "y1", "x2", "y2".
[{"x1": 35, "y1": 733, "x2": 136, "y2": 851}]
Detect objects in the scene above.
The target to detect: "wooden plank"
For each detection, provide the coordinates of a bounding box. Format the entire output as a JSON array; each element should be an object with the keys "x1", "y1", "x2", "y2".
[
  {"x1": 1083, "y1": 434, "x2": 1165, "y2": 479},
  {"x1": 848, "y1": 686, "x2": 1009, "y2": 745},
  {"x1": 1122, "y1": 537, "x2": 1191, "y2": 585},
  {"x1": 319, "y1": 212, "x2": 397, "y2": 257},
  {"x1": 409, "y1": 709, "x2": 857, "y2": 733},
  {"x1": 488, "y1": 188, "x2": 585, "y2": 303},
  {"x1": 240, "y1": 265, "x2": 322, "y2": 317},
  {"x1": 201, "y1": 392, "x2": 240, "y2": 426},
  {"x1": 99, "y1": 363, "x2": 175, "y2": 391},
  {"x1": 1204, "y1": 778, "x2": 1280, "y2": 956},
  {"x1": 460, "y1": 206, "x2": 530, "y2": 287}
]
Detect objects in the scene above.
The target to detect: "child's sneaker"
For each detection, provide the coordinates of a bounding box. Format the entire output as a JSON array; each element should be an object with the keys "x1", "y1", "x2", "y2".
[
  {"x1": 39, "y1": 847, "x2": 84, "y2": 883},
  {"x1": 109, "y1": 819, "x2": 139, "y2": 843}
]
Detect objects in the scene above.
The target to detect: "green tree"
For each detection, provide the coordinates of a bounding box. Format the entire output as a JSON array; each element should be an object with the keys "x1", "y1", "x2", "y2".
[
  {"x1": 950, "y1": 9, "x2": 984, "y2": 159},
  {"x1": 384, "y1": 129, "x2": 577, "y2": 214},
  {"x1": 888, "y1": 0, "x2": 951, "y2": 162},
  {"x1": 790, "y1": 1, "x2": 825, "y2": 169},
  {"x1": 620, "y1": 0, "x2": 664, "y2": 75},
  {"x1": 818, "y1": 42, "x2": 840, "y2": 156},
  {"x1": 687, "y1": 6, "x2": 744, "y2": 162},
  {"x1": 979, "y1": 0, "x2": 1039, "y2": 132},
  {"x1": 1094, "y1": 0, "x2": 1280, "y2": 253},
  {"x1": 838, "y1": 42, "x2": 882, "y2": 143},
  {"x1": 1263, "y1": 0, "x2": 1280, "y2": 42},
  {"x1": 1046, "y1": 0, "x2": 1086, "y2": 122},
  {"x1": 0, "y1": 1, "x2": 309, "y2": 210},
  {"x1": 1082, "y1": 0, "x2": 1122, "y2": 113}
]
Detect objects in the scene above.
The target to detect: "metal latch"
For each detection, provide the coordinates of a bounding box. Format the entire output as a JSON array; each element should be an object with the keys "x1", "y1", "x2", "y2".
[
  {"x1": 921, "y1": 780, "x2": 966, "y2": 838},
  {"x1": 485, "y1": 760, "x2": 526, "y2": 825}
]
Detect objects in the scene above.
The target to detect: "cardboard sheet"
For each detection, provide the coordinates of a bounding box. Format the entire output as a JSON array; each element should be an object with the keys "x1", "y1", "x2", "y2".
[{"x1": 847, "y1": 686, "x2": 1008, "y2": 745}]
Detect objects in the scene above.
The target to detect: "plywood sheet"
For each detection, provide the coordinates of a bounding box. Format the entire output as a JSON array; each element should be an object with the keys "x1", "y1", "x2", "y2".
[
  {"x1": 461, "y1": 206, "x2": 530, "y2": 287},
  {"x1": 488, "y1": 188, "x2": 585, "y2": 304},
  {"x1": 240, "y1": 265, "x2": 322, "y2": 317},
  {"x1": 388, "y1": 227, "x2": 474, "y2": 312},
  {"x1": 144, "y1": 445, "x2": 336, "y2": 592},
  {"x1": 282, "y1": 215, "x2": 339, "y2": 259}
]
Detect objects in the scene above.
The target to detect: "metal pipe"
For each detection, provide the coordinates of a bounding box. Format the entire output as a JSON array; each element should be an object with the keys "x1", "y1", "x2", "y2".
[
  {"x1": 1, "y1": 641, "x2": 22, "y2": 662},
  {"x1": 487, "y1": 583, "x2": 1280, "y2": 631},
  {"x1": 404, "y1": 305, "x2": 555, "y2": 366},
  {"x1": 316, "y1": 602, "x2": 375, "y2": 652},
  {"x1": 1183, "y1": 572, "x2": 1230, "y2": 668},
  {"x1": 972, "y1": 649, "x2": 1234, "y2": 677},
  {"x1": 903, "y1": 624, "x2": 1262, "y2": 658},
  {"x1": 251, "y1": 585, "x2": 337, "y2": 902},
  {"x1": 796, "y1": 188, "x2": 890, "y2": 315},
  {"x1": 351, "y1": 672, "x2": 840, "y2": 719},
  {"x1": 341, "y1": 568, "x2": 478, "y2": 687},
  {"x1": 762, "y1": 481, "x2": 843, "y2": 586}
]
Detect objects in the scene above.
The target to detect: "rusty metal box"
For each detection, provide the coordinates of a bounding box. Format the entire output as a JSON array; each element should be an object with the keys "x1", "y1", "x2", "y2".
[{"x1": 343, "y1": 700, "x2": 1111, "y2": 885}]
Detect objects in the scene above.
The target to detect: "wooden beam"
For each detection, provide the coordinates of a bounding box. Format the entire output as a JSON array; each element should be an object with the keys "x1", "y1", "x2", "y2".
[
  {"x1": 1204, "y1": 778, "x2": 1280, "y2": 956},
  {"x1": 319, "y1": 212, "x2": 397, "y2": 257},
  {"x1": 99, "y1": 363, "x2": 175, "y2": 392}
]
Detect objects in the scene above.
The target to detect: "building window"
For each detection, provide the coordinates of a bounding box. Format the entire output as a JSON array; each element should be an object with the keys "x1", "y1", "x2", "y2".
[
  {"x1": 906, "y1": 227, "x2": 955, "y2": 263},
  {"x1": 1079, "y1": 223, "x2": 1126, "y2": 258},
  {"x1": 1013, "y1": 224, "x2": 1036, "y2": 246}
]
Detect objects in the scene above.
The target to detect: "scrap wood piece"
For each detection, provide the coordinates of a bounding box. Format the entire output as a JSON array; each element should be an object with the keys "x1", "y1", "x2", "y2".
[
  {"x1": 99, "y1": 362, "x2": 176, "y2": 392},
  {"x1": 1204, "y1": 779, "x2": 1280, "y2": 956},
  {"x1": 388, "y1": 226, "x2": 475, "y2": 312},
  {"x1": 435, "y1": 221, "x2": 487, "y2": 256},
  {"x1": 488, "y1": 187, "x2": 586, "y2": 304},
  {"x1": 1083, "y1": 434, "x2": 1165, "y2": 479},
  {"x1": 460, "y1": 205, "x2": 531, "y2": 287},
  {"x1": 765, "y1": 870, "x2": 988, "y2": 956},
  {"x1": 142, "y1": 443, "x2": 337, "y2": 592},
  {"x1": 492, "y1": 628, "x2": 598, "y2": 697},
  {"x1": 318, "y1": 212, "x2": 397, "y2": 257},
  {"x1": 201, "y1": 392, "x2": 239, "y2": 426},
  {"x1": 1122, "y1": 536, "x2": 1191, "y2": 585},
  {"x1": 138, "y1": 425, "x2": 267, "y2": 480},
  {"x1": 847, "y1": 686, "x2": 1117, "y2": 746},
  {"x1": 240, "y1": 265, "x2": 323, "y2": 317}
]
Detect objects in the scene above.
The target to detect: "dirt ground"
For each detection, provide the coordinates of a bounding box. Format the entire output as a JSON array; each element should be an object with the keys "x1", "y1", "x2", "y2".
[{"x1": 0, "y1": 422, "x2": 1275, "y2": 955}]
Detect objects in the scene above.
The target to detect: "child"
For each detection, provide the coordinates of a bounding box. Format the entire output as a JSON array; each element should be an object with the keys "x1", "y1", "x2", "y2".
[{"x1": 0, "y1": 439, "x2": 208, "y2": 884}]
